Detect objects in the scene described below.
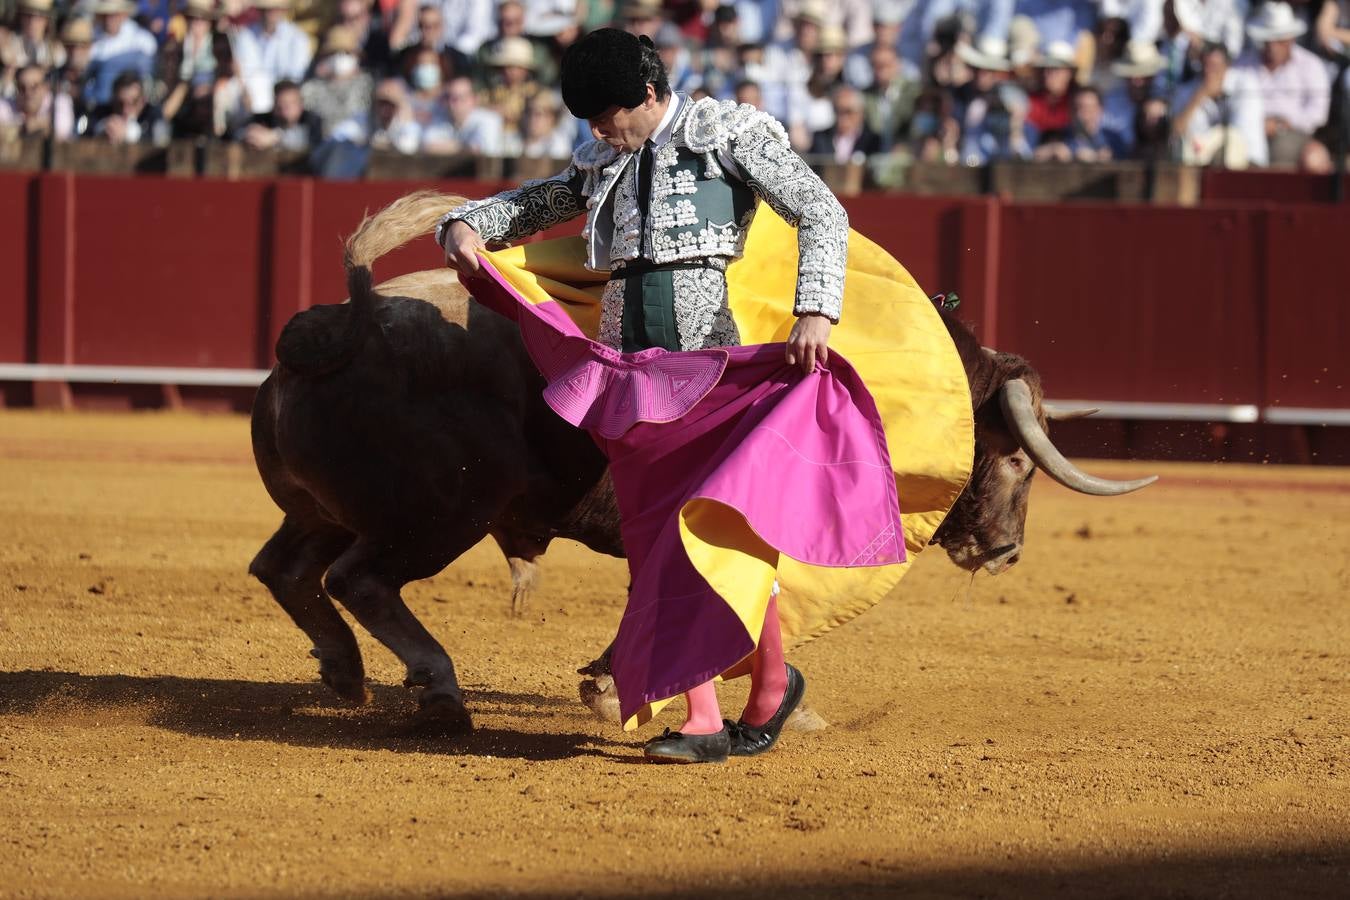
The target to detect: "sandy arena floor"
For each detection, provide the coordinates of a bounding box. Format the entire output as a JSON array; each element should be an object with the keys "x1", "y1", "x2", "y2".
[{"x1": 0, "y1": 410, "x2": 1347, "y2": 899}]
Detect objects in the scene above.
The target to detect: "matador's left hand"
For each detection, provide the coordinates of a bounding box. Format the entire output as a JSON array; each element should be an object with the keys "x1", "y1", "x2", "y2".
[{"x1": 786, "y1": 313, "x2": 833, "y2": 375}]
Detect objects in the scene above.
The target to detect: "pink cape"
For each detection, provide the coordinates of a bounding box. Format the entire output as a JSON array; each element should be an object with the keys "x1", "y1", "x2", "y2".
[{"x1": 465, "y1": 260, "x2": 905, "y2": 726}]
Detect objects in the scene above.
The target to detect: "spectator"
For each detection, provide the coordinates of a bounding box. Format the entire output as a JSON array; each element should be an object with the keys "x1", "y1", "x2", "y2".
[
  {"x1": 617, "y1": 0, "x2": 663, "y2": 37},
  {"x1": 484, "y1": 35, "x2": 538, "y2": 132},
  {"x1": 1105, "y1": 39, "x2": 1167, "y2": 154},
  {"x1": 1236, "y1": 2, "x2": 1332, "y2": 170},
  {"x1": 0, "y1": 0, "x2": 66, "y2": 78},
  {"x1": 173, "y1": 0, "x2": 220, "y2": 91},
  {"x1": 1027, "y1": 40, "x2": 1077, "y2": 141},
  {"x1": 911, "y1": 85, "x2": 962, "y2": 161},
  {"x1": 331, "y1": 0, "x2": 392, "y2": 72},
  {"x1": 862, "y1": 41, "x2": 920, "y2": 149},
  {"x1": 0, "y1": 62, "x2": 72, "y2": 138},
  {"x1": 1088, "y1": 14, "x2": 1132, "y2": 91},
  {"x1": 789, "y1": 23, "x2": 847, "y2": 149},
  {"x1": 955, "y1": 36, "x2": 1031, "y2": 163},
  {"x1": 91, "y1": 67, "x2": 163, "y2": 143},
  {"x1": 397, "y1": 1, "x2": 458, "y2": 72},
  {"x1": 140, "y1": 0, "x2": 177, "y2": 40},
  {"x1": 232, "y1": 0, "x2": 314, "y2": 113},
  {"x1": 237, "y1": 77, "x2": 321, "y2": 149},
  {"x1": 653, "y1": 21, "x2": 697, "y2": 93},
  {"x1": 88, "y1": 0, "x2": 158, "y2": 105},
  {"x1": 732, "y1": 0, "x2": 781, "y2": 45},
  {"x1": 56, "y1": 17, "x2": 94, "y2": 135},
  {"x1": 698, "y1": 4, "x2": 741, "y2": 98},
  {"x1": 501, "y1": 87, "x2": 572, "y2": 157},
  {"x1": 809, "y1": 83, "x2": 882, "y2": 161},
  {"x1": 404, "y1": 45, "x2": 450, "y2": 125},
  {"x1": 477, "y1": 0, "x2": 554, "y2": 85},
  {"x1": 1171, "y1": 41, "x2": 1267, "y2": 166},
  {"x1": 421, "y1": 73, "x2": 501, "y2": 153},
  {"x1": 431, "y1": 0, "x2": 493, "y2": 58},
  {"x1": 1099, "y1": 0, "x2": 1165, "y2": 46},
  {"x1": 1170, "y1": 0, "x2": 1250, "y2": 59},
  {"x1": 733, "y1": 77, "x2": 763, "y2": 108},
  {"x1": 330, "y1": 75, "x2": 421, "y2": 153},
  {"x1": 1064, "y1": 84, "x2": 1129, "y2": 159},
  {"x1": 762, "y1": 0, "x2": 824, "y2": 123},
  {"x1": 160, "y1": 3, "x2": 246, "y2": 139},
  {"x1": 845, "y1": 3, "x2": 917, "y2": 90},
  {"x1": 520, "y1": 0, "x2": 578, "y2": 41},
  {"x1": 301, "y1": 25, "x2": 373, "y2": 138},
  {"x1": 1314, "y1": 0, "x2": 1350, "y2": 55},
  {"x1": 899, "y1": 0, "x2": 1017, "y2": 75},
  {"x1": 1013, "y1": 0, "x2": 1095, "y2": 50}
]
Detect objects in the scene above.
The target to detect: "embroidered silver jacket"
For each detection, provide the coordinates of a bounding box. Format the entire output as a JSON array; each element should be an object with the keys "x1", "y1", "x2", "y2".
[{"x1": 436, "y1": 97, "x2": 849, "y2": 346}]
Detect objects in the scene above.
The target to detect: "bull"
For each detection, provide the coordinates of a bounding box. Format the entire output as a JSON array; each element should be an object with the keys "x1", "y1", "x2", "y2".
[{"x1": 248, "y1": 192, "x2": 1154, "y2": 734}]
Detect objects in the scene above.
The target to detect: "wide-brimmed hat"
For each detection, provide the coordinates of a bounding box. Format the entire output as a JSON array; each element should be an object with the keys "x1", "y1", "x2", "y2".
[
  {"x1": 1247, "y1": 2, "x2": 1307, "y2": 42},
  {"x1": 1111, "y1": 40, "x2": 1165, "y2": 78},
  {"x1": 619, "y1": 0, "x2": 661, "y2": 20},
  {"x1": 956, "y1": 36, "x2": 1011, "y2": 72},
  {"x1": 321, "y1": 24, "x2": 359, "y2": 55},
  {"x1": 91, "y1": 0, "x2": 138, "y2": 15},
  {"x1": 794, "y1": 0, "x2": 827, "y2": 26},
  {"x1": 1035, "y1": 40, "x2": 1076, "y2": 69},
  {"x1": 816, "y1": 25, "x2": 847, "y2": 55},
  {"x1": 181, "y1": 0, "x2": 220, "y2": 20},
  {"x1": 17, "y1": 0, "x2": 55, "y2": 17},
  {"x1": 61, "y1": 17, "x2": 94, "y2": 43},
  {"x1": 487, "y1": 36, "x2": 536, "y2": 69}
]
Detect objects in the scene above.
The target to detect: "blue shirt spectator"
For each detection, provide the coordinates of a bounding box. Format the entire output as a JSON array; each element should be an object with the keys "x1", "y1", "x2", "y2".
[{"x1": 87, "y1": 0, "x2": 158, "y2": 105}]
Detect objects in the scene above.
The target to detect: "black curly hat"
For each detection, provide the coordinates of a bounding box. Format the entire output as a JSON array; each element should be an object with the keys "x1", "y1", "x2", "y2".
[{"x1": 561, "y1": 28, "x2": 666, "y2": 119}]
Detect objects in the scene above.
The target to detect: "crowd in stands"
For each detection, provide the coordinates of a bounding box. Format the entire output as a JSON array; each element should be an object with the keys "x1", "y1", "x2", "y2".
[{"x1": 1, "y1": 0, "x2": 1347, "y2": 175}]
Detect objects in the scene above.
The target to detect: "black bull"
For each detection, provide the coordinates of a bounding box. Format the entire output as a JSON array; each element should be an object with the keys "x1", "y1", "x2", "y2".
[{"x1": 249, "y1": 194, "x2": 1153, "y2": 733}]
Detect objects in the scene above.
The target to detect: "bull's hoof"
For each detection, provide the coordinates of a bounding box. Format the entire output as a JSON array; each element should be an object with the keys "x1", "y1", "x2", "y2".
[
  {"x1": 784, "y1": 703, "x2": 828, "y2": 732},
  {"x1": 579, "y1": 676, "x2": 622, "y2": 724},
  {"x1": 415, "y1": 692, "x2": 474, "y2": 736},
  {"x1": 313, "y1": 654, "x2": 368, "y2": 704}
]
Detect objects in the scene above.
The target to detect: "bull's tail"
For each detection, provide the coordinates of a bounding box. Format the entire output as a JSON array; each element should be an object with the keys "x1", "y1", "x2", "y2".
[{"x1": 274, "y1": 190, "x2": 467, "y2": 376}]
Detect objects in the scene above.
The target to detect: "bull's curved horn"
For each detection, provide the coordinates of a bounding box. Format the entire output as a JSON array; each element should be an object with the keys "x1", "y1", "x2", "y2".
[
  {"x1": 1000, "y1": 379, "x2": 1158, "y2": 496},
  {"x1": 1044, "y1": 404, "x2": 1100, "y2": 421}
]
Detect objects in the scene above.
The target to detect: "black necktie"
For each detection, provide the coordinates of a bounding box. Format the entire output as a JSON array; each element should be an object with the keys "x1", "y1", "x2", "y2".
[{"x1": 637, "y1": 143, "x2": 654, "y2": 261}]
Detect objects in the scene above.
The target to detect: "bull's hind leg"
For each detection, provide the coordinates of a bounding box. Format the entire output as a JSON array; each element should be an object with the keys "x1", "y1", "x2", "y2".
[
  {"x1": 249, "y1": 519, "x2": 365, "y2": 702},
  {"x1": 323, "y1": 539, "x2": 473, "y2": 734}
]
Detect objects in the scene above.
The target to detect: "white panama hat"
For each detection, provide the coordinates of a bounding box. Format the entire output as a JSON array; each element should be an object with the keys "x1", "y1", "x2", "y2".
[
  {"x1": 956, "y1": 36, "x2": 1012, "y2": 72},
  {"x1": 1034, "y1": 40, "x2": 1076, "y2": 69},
  {"x1": 1111, "y1": 40, "x2": 1166, "y2": 78},
  {"x1": 1247, "y1": 2, "x2": 1307, "y2": 42}
]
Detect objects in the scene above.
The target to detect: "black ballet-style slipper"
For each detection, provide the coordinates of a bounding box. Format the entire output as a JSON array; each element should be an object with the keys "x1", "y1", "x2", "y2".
[
  {"x1": 642, "y1": 727, "x2": 731, "y2": 764},
  {"x1": 727, "y1": 664, "x2": 805, "y2": 757}
]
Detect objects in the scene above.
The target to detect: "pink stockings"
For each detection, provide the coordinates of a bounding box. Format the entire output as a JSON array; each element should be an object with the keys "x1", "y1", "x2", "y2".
[{"x1": 679, "y1": 595, "x2": 790, "y2": 735}]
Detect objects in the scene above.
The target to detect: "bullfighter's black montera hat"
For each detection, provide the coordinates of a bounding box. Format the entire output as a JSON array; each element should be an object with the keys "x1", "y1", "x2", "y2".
[{"x1": 561, "y1": 28, "x2": 658, "y2": 119}]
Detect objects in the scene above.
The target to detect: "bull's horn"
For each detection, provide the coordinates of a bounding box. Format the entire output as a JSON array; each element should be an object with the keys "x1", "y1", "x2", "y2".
[
  {"x1": 1044, "y1": 404, "x2": 1100, "y2": 421},
  {"x1": 1000, "y1": 379, "x2": 1158, "y2": 496}
]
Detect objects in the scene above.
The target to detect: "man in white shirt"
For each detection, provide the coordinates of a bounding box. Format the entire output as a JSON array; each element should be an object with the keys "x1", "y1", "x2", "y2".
[
  {"x1": 1171, "y1": 41, "x2": 1268, "y2": 167},
  {"x1": 1234, "y1": 2, "x2": 1332, "y2": 170},
  {"x1": 87, "y1": 0, "x2": 157, "y2": 105},
  {"x1": 233, "y1": 0, "x2": 314, "y2": 114},
  {"x1": 420, "y1": 75, "x2": 503, "y2": 155}
]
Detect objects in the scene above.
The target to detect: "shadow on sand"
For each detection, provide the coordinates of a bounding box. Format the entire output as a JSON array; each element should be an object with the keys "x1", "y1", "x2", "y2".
[{"x1": 0, "y1": 669, "x2": 626, "y2": 762}]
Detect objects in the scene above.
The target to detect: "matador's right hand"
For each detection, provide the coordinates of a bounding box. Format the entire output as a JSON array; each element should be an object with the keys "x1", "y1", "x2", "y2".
[{"x1": 443, "y1": 220, "x2": 487, "y2": 276}]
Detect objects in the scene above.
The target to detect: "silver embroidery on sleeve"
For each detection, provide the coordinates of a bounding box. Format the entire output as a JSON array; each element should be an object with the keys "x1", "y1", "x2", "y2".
[
  {"x1": 721, "y1": 108, "x2": 849, "y2": 322},
  {"x1": 435, "y1": 165, "x2": 585, "y2": 247}
]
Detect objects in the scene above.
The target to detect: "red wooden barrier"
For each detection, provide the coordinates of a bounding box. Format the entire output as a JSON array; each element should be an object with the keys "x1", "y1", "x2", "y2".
[{"x1": 0, "y1": 171, "x2": 1345, "y2": 429}]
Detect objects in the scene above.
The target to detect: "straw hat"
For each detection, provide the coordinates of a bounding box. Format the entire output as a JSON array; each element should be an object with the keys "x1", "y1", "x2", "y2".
[
  {"x1": 320, "y1": 25, "x2": 359, "y2": 55},
  {"x1": 91, "y1": 0, "x2": 138, "y2": 15},
  {"x1": 17, "y1": 0, "x2": 55, "y2": 17},
  {"x1": 1111, "y1": 40, "x2": 1165, "y2": 78},
  {"x1": 60, "y1": 17, "x2": 94, "y2": 43},
  {"x1": 1035, "y1": 40, "x2": 1076, "y2": 69},
  {"x1": 956, "y1": 36, "x2": 1011, "y2": 72},
  {"x1": 794, "y1": 0, "x2": 827, "y2": 27},
  {"x1": 486, "y1": 36, "x2": 536, "y2": 69},
  {"x1": 181, "y1": 0, "x2": 220, "y2": 20},
  {"x1": 1247, "y1": 2, "x2": 1307, "y2": 42},
  {"x1": 816, "y1": 25, "x2": 847, "y2": 55}
]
